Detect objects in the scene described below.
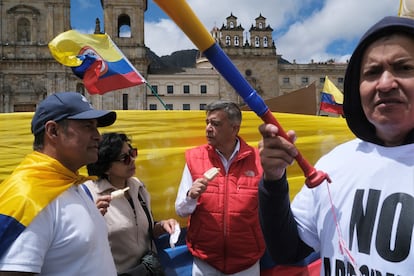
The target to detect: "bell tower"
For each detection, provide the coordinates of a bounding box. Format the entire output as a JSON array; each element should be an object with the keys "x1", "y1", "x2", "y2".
[
  {"x1": 100, "y1": 0, "x2": 149, "y2": 109},
  {"x1": 213, "y1": 13, "x2": 279, "y2": 102}
]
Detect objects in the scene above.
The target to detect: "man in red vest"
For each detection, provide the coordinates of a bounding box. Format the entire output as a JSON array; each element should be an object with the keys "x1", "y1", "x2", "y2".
[{"x1": 175, "y1": 100, "x2": 265, "y2": 275}]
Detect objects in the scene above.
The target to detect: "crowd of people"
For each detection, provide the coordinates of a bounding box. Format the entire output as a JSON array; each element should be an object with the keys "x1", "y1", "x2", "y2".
[{"x1": 1, "y1": 14, "x2": 414, "y2": 276}]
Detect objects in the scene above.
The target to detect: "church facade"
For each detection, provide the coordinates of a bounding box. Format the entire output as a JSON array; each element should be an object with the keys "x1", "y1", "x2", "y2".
[{"x1": 0, "y1": 0, "x2": 346, "y2": 113}]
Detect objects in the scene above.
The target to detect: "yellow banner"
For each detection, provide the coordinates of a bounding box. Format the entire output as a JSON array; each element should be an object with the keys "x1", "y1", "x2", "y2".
[{"x1": 0, "y1": 111, "x2": 354, "y2": 225}]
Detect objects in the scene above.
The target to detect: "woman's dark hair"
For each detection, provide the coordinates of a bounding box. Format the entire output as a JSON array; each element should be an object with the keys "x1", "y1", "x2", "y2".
[{"x1": 87, "y1": 132, "x2": 131, "y2": 179}]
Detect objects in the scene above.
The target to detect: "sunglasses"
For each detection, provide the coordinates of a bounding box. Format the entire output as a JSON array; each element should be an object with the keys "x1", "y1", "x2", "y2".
[{"x1": 115, "y1": 148, "x2": 138, "y2": 165}]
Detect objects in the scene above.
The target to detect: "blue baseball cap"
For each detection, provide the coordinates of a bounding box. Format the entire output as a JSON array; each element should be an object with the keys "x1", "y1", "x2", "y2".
[{"x1": 31, "y1": 92, "x2": 116, "y2": 135}]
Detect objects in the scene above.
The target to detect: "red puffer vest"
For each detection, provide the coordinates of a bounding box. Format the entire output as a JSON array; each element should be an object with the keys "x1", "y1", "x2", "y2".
[{"x1": 185, "y1": 137, "x2": 265, "y2": 274}]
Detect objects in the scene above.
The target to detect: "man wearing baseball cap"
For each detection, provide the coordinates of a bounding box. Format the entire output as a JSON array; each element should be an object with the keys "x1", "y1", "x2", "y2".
[{"x1": 0, "y1": 92, "x2": 117, "y2": 275}]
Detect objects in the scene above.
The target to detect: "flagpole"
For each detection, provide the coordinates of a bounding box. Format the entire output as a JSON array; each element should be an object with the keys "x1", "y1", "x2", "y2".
[
  {"x1": 318, "y1": 78, "x2": 325, "y2": 116},
  {"x1": 317, "y1": 91, "x2": 322, "y2": 116},
  {"x1": 145, "y1": 82, "x2": 170, "y2": 110}
]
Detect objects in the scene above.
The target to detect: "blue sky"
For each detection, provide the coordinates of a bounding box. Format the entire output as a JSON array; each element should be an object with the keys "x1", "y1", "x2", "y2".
[
  {"x1": 70, "y1": 0, "x2": 166, "y2": 31},
  {"x1": 71, "y1": 0, "x2": 398, "y2": 63}
]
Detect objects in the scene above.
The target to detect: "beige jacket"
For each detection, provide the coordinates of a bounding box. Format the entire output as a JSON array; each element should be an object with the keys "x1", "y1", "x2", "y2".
[{"x1": 83, "y1": 177, "x2": 154, "y2": 273}]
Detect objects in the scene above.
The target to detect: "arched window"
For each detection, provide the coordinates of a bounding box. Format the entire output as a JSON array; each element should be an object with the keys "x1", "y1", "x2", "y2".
[
  {"x1": 225, "y1": 36, "x2": 231, "y2": 46},
  {"x1": 118, "y1": 14, "x2": 131, "y2": 38},
  {"x1": 230, "y1": 21, "x2": 234, "y2": 28},
  {"x1": 234, "y1": 36, "x2": 239, "y2": 46},
  {"x1": 255, "y1": 36, "x2": 260, "y2": 47},
  {"x1": 259, "y1": 22, "x2": 263, "y2": 29},
  {"x1": 263, "y1": 36, "x2": 268, "y2": 47},
  {"x1": 17, "y1": 18, "x2": 30, "y2": 42}
]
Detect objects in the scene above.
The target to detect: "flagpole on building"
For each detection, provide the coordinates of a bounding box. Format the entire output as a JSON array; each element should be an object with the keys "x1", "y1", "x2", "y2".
[
  {"x1": 145, "y1": 82, "x2": 170, "y2": 110},
  {"x1": 317, "y1": 95, "x2": 322, "y2": 116}
]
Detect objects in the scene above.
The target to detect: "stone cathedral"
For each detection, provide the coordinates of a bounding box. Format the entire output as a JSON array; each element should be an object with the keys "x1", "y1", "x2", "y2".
[
  {"x1": 0, "y1": 0, "x2": 148, "y2": 112},
  {"x1": 0, "y1": 0, "x2": 346, "y2": 113}
]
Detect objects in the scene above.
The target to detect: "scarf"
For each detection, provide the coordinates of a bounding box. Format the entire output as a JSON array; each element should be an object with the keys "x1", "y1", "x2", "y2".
[{"x1": 0, "y1": 151, "x2": 92, "y2": 257}]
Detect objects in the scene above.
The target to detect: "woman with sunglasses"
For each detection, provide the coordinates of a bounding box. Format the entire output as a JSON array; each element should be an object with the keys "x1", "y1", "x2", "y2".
[{"x1": 83, "y1": 132, "x2": 178, "y2": 275}]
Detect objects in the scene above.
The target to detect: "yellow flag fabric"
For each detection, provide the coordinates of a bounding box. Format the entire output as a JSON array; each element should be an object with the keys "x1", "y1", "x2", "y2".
[
  {"x1": 0, "y1": 111, "x2": 354, "y2": 227},
  {"x1": 48, "y1": 30, "x2": 146, "y2": 95},
  {"x1": 0, "y1": 151, "x2": 92, "y2": 256},
  {"x1": 0, "y1": 151, "x2": 91, "y2": 225},
  {"x1": 399, "y1": 0, "x2": 414, "y2": 18},
  {"x1": 323, "y1": 76, "x2": 343, "y2": 104},
  {"x1": 48, "y1": 30, "x2": 125, "y2": 67}
]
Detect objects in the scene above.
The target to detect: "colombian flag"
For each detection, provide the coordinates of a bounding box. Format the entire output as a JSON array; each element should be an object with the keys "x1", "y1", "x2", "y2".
[
  {"x1": 319, "y1": 76, "x2": 343, "y2": 115},
  {"x1": 0, "y1": 151, "x2": 91, "y2": 257},
  {"x1": 48, "y1": 30, "x2": 146, "y2": 95}
]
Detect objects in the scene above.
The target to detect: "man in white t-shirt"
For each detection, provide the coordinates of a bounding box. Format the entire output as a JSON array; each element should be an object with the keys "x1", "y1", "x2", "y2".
[
  {"x1": 258, "y1": 16, "x2": 414, "y2": 275},
  {"x1": 0, "y1": 92, "x2": 117, "y2": 275}
]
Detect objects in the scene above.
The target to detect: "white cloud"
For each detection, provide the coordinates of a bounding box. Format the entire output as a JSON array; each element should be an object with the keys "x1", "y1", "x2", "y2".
[
  {"x1": 73, "y1": 0, "x2": 95, "y2": 10},
  {"x1": 276, "y1": 0, "x2": 397, "y2": 63},
  {"x1": 145, "y1": 0, "x2": 297, "y2": 57},
  {"x1": 145, "y1": 0, "x2": 399, "y2": 63},
  {"x1": 145, "y1": 19, "x2": 195, "y2": 56},
  {"x1": 73, "y1": 27, "x2": 96, "y2": 34}
]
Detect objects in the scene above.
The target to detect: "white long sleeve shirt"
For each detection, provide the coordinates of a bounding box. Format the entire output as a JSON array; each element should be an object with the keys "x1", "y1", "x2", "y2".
[{"x1": 175, "y1": 140, "x2": 240, "y2": 217}]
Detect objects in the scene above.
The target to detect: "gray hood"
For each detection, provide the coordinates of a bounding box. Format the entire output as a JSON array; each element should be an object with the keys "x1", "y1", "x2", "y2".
[{"x1": 344, "y1": 16, "x2": 414, "y2": 145}]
